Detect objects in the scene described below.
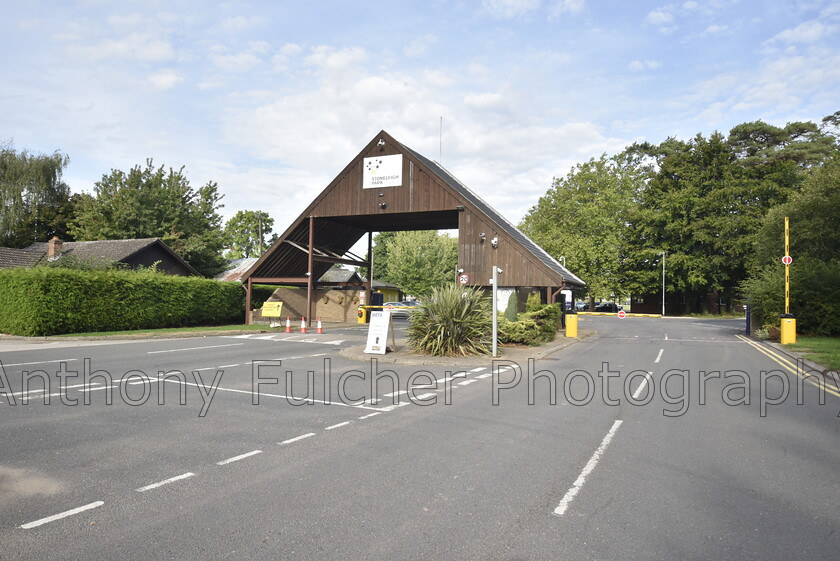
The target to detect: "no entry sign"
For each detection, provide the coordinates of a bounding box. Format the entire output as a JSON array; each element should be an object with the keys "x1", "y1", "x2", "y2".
[
  {"x1": 782, "y1": 255, "x2": 793, "y2": 265},
  {"x1": 617, "y1": 310, "x2": 627, "y2": 319}
]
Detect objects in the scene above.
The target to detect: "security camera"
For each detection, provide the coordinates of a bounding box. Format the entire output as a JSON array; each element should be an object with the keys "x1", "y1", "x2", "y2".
[
  {"x1": 479, "y1": 233, "x2": 486, "y2": 242},
  {"x1": 491, "y1": 236, "x2": 498, "y2": 248},
  {"x1": 377, "y1": 139, "x2": 385, "y2": 146}
]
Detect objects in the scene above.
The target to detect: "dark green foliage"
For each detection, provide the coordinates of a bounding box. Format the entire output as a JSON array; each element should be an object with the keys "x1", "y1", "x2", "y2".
[
  {"x1": 503, "y1": 292, "x2": 518, "y2": 321},
  {"x1": 407, "y1": 284, "x2": 491, "y2": 356},
  {"x1": 250, "y1": 284, "x2": 279, "y2": 309},
  {"x1": 498, "y1": 303, "x2": 564, "y2": 345},
  {"x1": 224, "y1": 210, "x2": 275, "y2": 259},
  {"x1": 0, "y1": 268, "x2": 243, "y2": 336},
  {"x1": 69, "y1": 160, "x2": 227, "y2": 277}
]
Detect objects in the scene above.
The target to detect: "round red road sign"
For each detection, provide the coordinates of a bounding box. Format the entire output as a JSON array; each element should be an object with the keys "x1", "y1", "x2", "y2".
[
  {"x1": 458, "y1": 273, "x2": 470, "y2": 284},
  {"x1": 387, "y1": 304, "x2": 394, "y2": 309},
  {"x1": 617, "y1": 310, "x2": 627, "y2": 319},
  {"x1": 782, "y1": 255, "x2": 793, "y2": 265}
]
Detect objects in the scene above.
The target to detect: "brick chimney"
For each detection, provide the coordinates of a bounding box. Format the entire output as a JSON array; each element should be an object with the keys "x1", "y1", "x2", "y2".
[{"x1": 48, "y1": 236, "x2": 63, "y2": 259}]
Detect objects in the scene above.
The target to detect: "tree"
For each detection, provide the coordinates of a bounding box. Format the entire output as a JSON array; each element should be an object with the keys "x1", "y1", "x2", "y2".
[
  {"x1": 224, "y1": 210, "x2": 275, "y2": 259},
  {"x1": 69, "y1": 160, "x2": 227, "y2": 276},
  {"x1": 380, "y1": 230, "x2": 458, "y2": 296},
  {"x1": 519, "y1": 152, "x2": 645, "y2": 300},
  {"x1": 0, "y1": 143, "x2": 73, "y2": 247}
]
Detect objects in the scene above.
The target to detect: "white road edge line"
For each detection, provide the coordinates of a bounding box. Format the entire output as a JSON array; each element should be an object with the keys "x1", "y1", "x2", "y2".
[
  {"x1": 553, "y1": 420, "x2": 623, "y2": 517},
  {"x1": 280, "y1": 433, "x2": 316, "y2": 445},
  {"x1": 217, "y1": 450, "x2": 263, "y2": 465},
  {"x1": 654, "y1": 349, "x2": 664, "y2": 363},
  {"x1": 147, "y1": 343, "x2": 244, "y2": 354},
  {"x1": 136, "y1": 472, "x2": 195, "y2": 492},
  {"x1": 325, "y1": 421, "x2": 351, "y2": 431},
  {"x1": 2, "y1": 358, "x2": 79, "y2": 368},
  {"x1": 20, "y1": 501, "x2": 105, "y2": 529}
]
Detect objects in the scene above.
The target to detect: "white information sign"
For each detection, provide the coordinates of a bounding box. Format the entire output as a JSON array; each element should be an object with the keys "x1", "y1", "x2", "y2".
[
  {"x1": 363, "y1": 154, "x2": 403, "y2": 189},
  {"x1": 364, "y1": 311, "x2": 395, "y2": 354}
]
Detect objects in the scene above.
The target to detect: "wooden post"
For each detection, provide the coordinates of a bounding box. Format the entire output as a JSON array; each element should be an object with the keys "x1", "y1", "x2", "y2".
[
  {"x1": 307, "y1": 216, "x2": 314, "y2": 324},
  {"x1": 245, "y1": 277, "x2": 252, "y2": 325}
]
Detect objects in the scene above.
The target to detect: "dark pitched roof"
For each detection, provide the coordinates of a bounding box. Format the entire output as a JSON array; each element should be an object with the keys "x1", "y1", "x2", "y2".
[
  {"x1": 215, "y1": 258, "x2": 259, "y2": 282},
  {"x1": 23, "y1": 238, "x2": 201, "y2": 276},
  {"x1": 0, "y1": 247, "x2": 45, "y2": 269},
  {"x1": 399, "y1": 142, "x2": 586, "y2": 287},
  {"x1": 319, "y1": 268, "x2": 364, "y2": 283}
]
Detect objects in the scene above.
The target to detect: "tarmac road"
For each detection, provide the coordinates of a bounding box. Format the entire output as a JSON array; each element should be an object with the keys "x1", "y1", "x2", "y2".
[{"x1": 0, "y1": 316, "x2": 838, "y2": 560}]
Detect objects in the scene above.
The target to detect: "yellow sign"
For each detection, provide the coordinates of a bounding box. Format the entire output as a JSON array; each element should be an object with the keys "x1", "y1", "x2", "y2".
[{"x1": 261, "y1": 301, "x2": 283, "y2": 317}]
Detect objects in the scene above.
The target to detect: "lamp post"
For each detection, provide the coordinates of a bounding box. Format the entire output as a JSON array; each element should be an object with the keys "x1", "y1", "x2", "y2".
[
  {"x1": 659, "y1": 252, "x2": 666, "y2": 316},
  {"x1": 491, "y1": 266, "x2": 502, "y2": 357}
]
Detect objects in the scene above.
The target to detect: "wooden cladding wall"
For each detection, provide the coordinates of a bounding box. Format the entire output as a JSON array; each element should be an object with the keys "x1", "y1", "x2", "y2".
[{"x1": 310, "y1": 148, "x2": 461, "y2": 219}]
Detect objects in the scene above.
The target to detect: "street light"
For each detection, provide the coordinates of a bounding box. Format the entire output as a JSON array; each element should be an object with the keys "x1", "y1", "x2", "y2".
[{"x1": 659, "y1": 252, "x2": 666, "y2": 316}]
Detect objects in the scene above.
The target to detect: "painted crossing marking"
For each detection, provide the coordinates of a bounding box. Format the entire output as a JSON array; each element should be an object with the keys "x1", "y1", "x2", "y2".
[
  {"x1": 553, "y1": 420, "x2": 623, "y2": 516},
  {"x1": 136, "y1": 472, "x2": 195, "y2": 492},
  {"x1": 217, "y1": 450, "x2": 263, "y2": 465},
  {"x1": 325, "y1": 421, "x2": 351, "y2": 431},
  {"x1": 20, "y1": 501, "x2": 105, "y2": 529},
  {"x1": 655, "y1": 349, "x2": 664, "y2": 363}
]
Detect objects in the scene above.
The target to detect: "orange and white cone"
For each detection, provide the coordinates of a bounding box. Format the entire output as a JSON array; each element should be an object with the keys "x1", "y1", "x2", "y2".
[
  {"x1": 285, "y1": 317, "x2": 292, "y2": 333},
  {"x1": 316, "y1": 317, "x2": 323, "y2": 334},
  {"x1": 300, "y1": 317, "x2": 307, "y2": 334}
]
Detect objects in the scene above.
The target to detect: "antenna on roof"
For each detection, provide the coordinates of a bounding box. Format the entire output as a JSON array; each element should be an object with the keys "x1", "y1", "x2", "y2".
[{"x1": 439, "y1": 116, "x2": 443, "y2": 164}]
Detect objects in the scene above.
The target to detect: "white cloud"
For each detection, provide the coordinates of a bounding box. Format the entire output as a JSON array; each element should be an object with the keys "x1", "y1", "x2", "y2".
[
  {"x1": 404, "y1": 34, "x2": 437, "y2": 58},
  {"x1": 148, "y1": 69, "x2": 183, "y2": 90},
  {"x1": 770, "y1": 20, "x2": 834, "y2": 43},
  {"x1": 703, "y1": 24, "x2": 729, "y2": 35},
  {"x1": 66, "y1": 31, "x2": 175, "y2": 62},
  {"x1": 549, "y1": 0, "x2": 585, "y2": 18},
  {"x1": 482, "y1": 0, "x2": 541, "y2": 19},
  {"x1": 304, "y1": 46, "x2": 368, "y2": 73},
  {"x1": 627, "y1": 60, "x2": 662, "y2": 71},
  {"x1": 645, "y1": 7, "x2": 674, "y2": 26}
]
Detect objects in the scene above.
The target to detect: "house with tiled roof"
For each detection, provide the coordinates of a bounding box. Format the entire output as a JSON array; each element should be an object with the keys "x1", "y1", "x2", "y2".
[{"x1": 0, "y1": 237, "x2": 200, "y2": 276}]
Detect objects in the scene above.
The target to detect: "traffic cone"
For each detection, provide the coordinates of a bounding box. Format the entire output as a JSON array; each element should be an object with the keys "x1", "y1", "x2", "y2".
[
  {"x1": 285, "y1": 316, "x2": 292, "y2": 333},
  {"x1": 316, "y1": 317, "x2": 323, "y2": 334},
  {"x1": 300, "y1": 317, "x2": 307, "y2": 334}
]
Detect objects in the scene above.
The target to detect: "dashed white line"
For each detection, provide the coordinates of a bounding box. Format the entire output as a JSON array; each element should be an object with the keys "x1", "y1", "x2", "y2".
[
  {"x1": 458, "y1": 379, "x2": 478, "y2": 386},
  {"x1": 280, "y1": 433, "x2": 316, "y2": 445},
  {"x1": 553, "y1": 420, "x2": 623, "y2": 517},
  {"x1": 383, "y1": 390, "x2": 407, "y2": 397},
  {"x1": 1, "y1": 358, "x2": 78, "y2": 368},
  {"x1": 633, "y1": 373, "x2": 653, "y2": 400},
  {"x1": 136, "y1": 472, "x2": 195, "y2": 492},
  {"x1": 147, "y1": 343, "x2": 244, "y2": 354},
  {"x1": 477, "y1": 373, "x2": 492, "y2": 379},
  {"x1": 20, "y1": 501, "x2": 105, "y2": 529},
  {"x1": 217, "y1": 450, "x2": 263, "y2": 465},
  {"x1": 469, "y1": 367, "x2": 485, "y2": 373},
  {"x1": 325, "y1": 421, "x2": 351, "y2": 431},
  {"x1": 217, "y1": 364, "x2": 240, "y2": 368},
  {"x1": 654, "y1": 349, "x2": 664, "y2": 363},
  {"x1": 358, "y1": 412, "x2": 381, "y2": 420}
]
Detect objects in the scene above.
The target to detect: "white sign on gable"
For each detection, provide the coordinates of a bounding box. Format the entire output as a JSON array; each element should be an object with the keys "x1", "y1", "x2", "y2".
[{"x1": 363, "y1": 154, "x2": 403, "y2": 189}]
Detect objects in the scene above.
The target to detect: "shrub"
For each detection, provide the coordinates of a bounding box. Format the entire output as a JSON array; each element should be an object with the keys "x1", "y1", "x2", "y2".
[
  {"x1": 0, "y1": 267, "x2": 244, "y2": 336},
  {"x1": 503, "y1": 291, "x2": 518, "y2": 321},
  {"x1": 408, "y1": 284, "x2": 492, "y2": 356},
  {"x1": 525, "y1": 291, "x2": 543, "y2": 313},
  {"x1": 497, "y1": 316, "x2": 542, "y2": 345}
]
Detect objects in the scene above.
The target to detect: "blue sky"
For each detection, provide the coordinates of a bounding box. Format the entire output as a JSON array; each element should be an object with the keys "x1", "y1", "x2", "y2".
[{"x1": 2, "y1": 0, "x2": 838, "y2": 233}]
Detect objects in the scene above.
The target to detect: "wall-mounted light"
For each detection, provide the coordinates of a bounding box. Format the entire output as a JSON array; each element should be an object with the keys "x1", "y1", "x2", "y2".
[
  {"x1": 457, "y1": 268, "x2": 464, "y2": 273},
  {"x1": 491, "y1": 236, "x2": 498, "y2": 249},
  {"x1": 379, "y1": 202, "x2": 387, "y2": 209},
  {"x1": 479, "y1": 233, "x2": 486, "y2": 242}
]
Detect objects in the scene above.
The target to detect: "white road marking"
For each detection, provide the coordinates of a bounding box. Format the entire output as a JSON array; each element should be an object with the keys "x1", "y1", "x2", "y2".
[
  {"x1": 280, "y1": 433, "x2": 316, "y2": 445},
  {"x1": 1, "y1": 358, "x2": 78, "y2": 368},
  {"x1": 553, "y1": 420, "x2": 623, "y2": 517},
  {"x1": 477, "y1": 373, "x2": 492, "y2": 379},
  {"x1": 325, "y1": 421, "x2": 351, "y2": 431},
  {"x1": 655, "y1": 349, "x2": 664, "y2": 363},
  {"x1": 458, "y1": 379, "x2": 478, "y2": 386},
  {"x1": 633, "y1": 373, "x2": 653, "y2": 400},
  {"x1": 358, "y1": 412, "x2": 381, "y2": 419},
  {"x1": 664, "y1": 334, "x2": 669, "y2": 340},
  {"x1": 217, "y1": 450, "x2": 263, "y2": 465},
  {"x1": 136, "y1": 472, "x2": 195, "y2": 492},
  {"x1": 147, "y1": 343, "x2": 244, "y2": 354},
  {"x1": 414, "y1": 392, "x2": 437, "y2": 400},
  {"x1": 217, "y1": 364, "x2": 240, "y2": 368},
  {"x1": 20, "y1": 501, "x2": 105, "y2": 529},
  {"x1": 469, "y1": 367, "x2": 485, "y2": 372},
  {"x1": 383, "y1": 390, "x2": 407, "y2": 397}
]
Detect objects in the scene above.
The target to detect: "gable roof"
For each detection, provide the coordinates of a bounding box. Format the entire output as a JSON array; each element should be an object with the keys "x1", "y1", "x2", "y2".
[
  {"x1": 23, "y1": 238, "x2": 201, "y2": 276},
  {"x1": 242, "y1": 130, "x2": 585, "y2": 290}
]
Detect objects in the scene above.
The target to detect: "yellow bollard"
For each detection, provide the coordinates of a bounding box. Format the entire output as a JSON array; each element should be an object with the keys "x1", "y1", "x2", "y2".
[
  {"x1": 780, "y1": 314, "x2": 796, "y2": 345},
  {"x1": 566, "y1": 312, "x2": 578, "y2": 338},
  {"x1": 357, "y1": 306, "x2": 369, "y2": 324}
]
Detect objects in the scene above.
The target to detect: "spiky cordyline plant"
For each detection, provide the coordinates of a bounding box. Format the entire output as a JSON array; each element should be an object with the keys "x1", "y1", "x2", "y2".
[{"x1": 407, "y1": 284, "x2": 492, "y2": 356}]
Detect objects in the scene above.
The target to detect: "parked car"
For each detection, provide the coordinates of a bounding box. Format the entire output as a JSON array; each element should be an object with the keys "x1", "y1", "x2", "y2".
[
  {"x1": 383, "y1": 301, "x2": 420, "y2": 318},
  {"x1": 575, "y1": 302, "x2": 588, "y2": 311},
  {"x1": 594, "y1": 302, "x2": 623, "y2": 313}
]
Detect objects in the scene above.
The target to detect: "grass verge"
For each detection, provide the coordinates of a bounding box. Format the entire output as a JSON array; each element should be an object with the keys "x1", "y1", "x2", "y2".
[
  {"x1": 787, "y1": 336, "x2": 840, "y2": 371},
  {"x1": 57, "y1": 324, "x2": 274, "y2": 338}
]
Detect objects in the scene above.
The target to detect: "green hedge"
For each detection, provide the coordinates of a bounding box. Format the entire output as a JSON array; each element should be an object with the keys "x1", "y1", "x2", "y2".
[
  {"x1": 498, "y1": 303, "x2": 564, "y2": 346},
  {"x1": 0, "y1": 267, "x2": 244, "y2": 336}
]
